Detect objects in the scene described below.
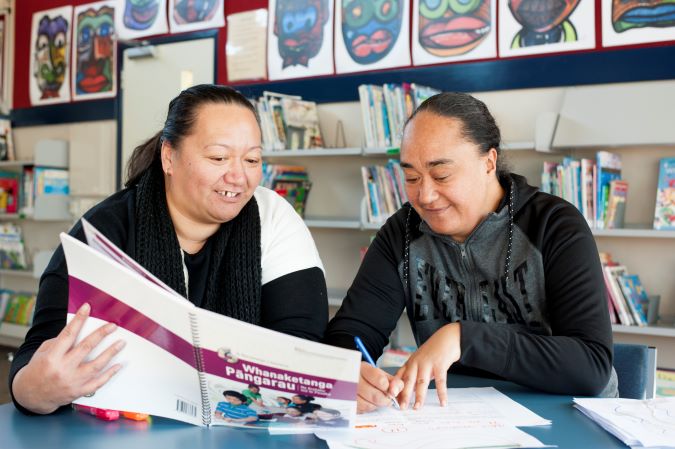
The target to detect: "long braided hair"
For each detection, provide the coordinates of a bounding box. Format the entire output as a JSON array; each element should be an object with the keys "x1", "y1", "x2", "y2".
[{"x1": 125, "y1": 84, "x2": 263, "y2": 324}]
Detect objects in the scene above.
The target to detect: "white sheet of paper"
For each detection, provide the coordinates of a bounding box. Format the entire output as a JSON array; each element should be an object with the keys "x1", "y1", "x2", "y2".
[
  {"x1": 316, "y1": 425, "x2": 549, "y2": 449},
  {"x1": 574, "y1": 397, "x2": 675, "y2": 448},
  {"x1": 226, "y1": 9, "x2": 268, "y2": 82},
  {"x1": 270, "y1": 386, "x2": 550, "y2": 440}
]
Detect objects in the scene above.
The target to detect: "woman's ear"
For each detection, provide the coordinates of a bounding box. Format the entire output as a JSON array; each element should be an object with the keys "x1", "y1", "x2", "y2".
[
  {"x1": 485, "y1": 148, "x2": 498, "y2": 175},
  {"x1": 160, "y1": 141, "x2": 174, "y2": 176}
]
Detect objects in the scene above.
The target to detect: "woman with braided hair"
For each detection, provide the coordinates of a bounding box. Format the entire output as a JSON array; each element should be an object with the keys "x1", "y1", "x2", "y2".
[
  {"x1": 10, "y1": 84, "x2": 327, "y2": 414},
  {"x1": 325, "y1": 92, "x2": 617, "y2": 414}
]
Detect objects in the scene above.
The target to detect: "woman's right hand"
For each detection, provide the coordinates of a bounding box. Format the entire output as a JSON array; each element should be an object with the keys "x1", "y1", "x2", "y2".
[
  {"x1": 357, "y1": 362, "x2": 404, "y2": 414},
  {"x1": 11, "y1": 303, "x2": 126, "y2": 414}
]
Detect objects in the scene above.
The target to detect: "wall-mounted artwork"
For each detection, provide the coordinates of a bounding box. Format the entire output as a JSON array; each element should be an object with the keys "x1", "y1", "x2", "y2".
[
  {"x1": 498, "y1": 0, "x2": 595, "y2": 57},
  {"x1": 72, "y1": 1, "x2": 117, "y2": 101},
  {"x1": 334, "y1": 0, "x2": 411, "y2": 74},
  {"x1": 29, "y1": 6, "x2": 72, "y2": 106},
  {"x1": 412, "y1": 0, "x2": 497, "y2": 66},
  {"x1": 117, "y1": 0, "x2": 169, "y2": 40},
  {"x1": 169, "y1": 0, "x2": 224, "y2": 34},
  {"x1": 267, "y1": 0, "x2": 335, "y2": 80},
  {"x1": 603, "y1": 0, "x2": 675, "y2": 47}
]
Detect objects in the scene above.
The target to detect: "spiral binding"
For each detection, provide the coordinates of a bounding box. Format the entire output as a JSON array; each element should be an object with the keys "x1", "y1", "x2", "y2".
[{"x1": 189, "y1": 312, "x2": 211, "y2": 426}]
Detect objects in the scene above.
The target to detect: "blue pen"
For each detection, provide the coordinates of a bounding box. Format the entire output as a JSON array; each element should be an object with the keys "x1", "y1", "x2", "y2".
[{"x1": 354, "y1": 336, "x2": 400, "y2": 410}]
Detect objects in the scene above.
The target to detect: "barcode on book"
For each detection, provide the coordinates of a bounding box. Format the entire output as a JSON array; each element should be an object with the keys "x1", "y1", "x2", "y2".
[{"x1": 176, "y1": 399, "x2": 197, "y2": 417}]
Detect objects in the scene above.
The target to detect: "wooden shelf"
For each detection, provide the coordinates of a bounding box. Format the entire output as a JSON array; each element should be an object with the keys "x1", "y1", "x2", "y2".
[
  {"x1": 592, "y1": 226, "x2": 675, "y2": 239},
  {"x1": 502, "y1": 141, "x2": 535, "y2": 151},
  {"x1": 263, "y1": 147, "x2": 362, "y2": 157},
  {"x1": 262, "y1": 147, "x2": 400, "y2": 157},
  {"x1": 612, "y1": 324, "x2": 675, "y2": 337},
  {"x1": 0, "y1": 268, "x2": 35, "y2": 278},
  {"x1": 304, "y1": 217, "x2": 361, "y2": 229},
  {"x1": 0, "y1": 322, "x2": 29, "y2": 348},
  {"x1": 0, "y1": 160, "x2": 33, "y2": 169}
]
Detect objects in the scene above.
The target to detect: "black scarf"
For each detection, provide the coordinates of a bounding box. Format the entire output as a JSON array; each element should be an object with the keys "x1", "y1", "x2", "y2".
[{"x1": 134, "y1": 164, "x2": 262, "y2": 324}]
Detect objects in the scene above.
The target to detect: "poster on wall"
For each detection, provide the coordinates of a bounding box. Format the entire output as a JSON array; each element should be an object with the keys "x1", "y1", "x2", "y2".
[
  {"x1": 29, "y1": 6, "x2": 73, "y2": 106},
  {"x1": 602, "y1": 1, "x2": 675, "y2": 47},
  {"x1": 116, "y1": 0, "x2": 169, "y2": 40},
  {"x1": 334, "y1": 0, "x2": 411, "y2": 74},
  {"x1": 411, "y1": 0, "x2": 497, "y2": 66},
  {"x1": 267, "y1": 0, "x2": 335, "y2": 80},
  {"x1": 72, "y1": 1, "x2": 117, "y2": 101},
  {"x1": 498, "y1": 0, "x2": 596, "y2": 57},
  {"x1": 226, "y1": 9, "x2": 268, "y2": 82},
  {"x1": 168, "y1": 0, "x2": 224, "y2": 34}
]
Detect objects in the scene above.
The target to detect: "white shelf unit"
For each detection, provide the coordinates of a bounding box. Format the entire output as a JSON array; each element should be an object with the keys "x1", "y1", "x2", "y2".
[
  {"x1": 0, "y1": 141, "x2": 73, "y2": 348},
  {"x1": 307, "y1": 88, "x2": 675, "y2": 366},
  {"x1": 263, "y1": 147, "x2": 396, "y2": 309}
]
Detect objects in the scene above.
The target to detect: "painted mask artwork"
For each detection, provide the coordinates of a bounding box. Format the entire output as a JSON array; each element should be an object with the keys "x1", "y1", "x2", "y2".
[
  {"x1": 75, "y1": 6, "x2": 114, "y2": 95},
  {"x1": 612, "y1": 0, "x2": 675, "y2": 33},
  {"x1": 509, "y1": 0, "x2": 580, "y2": 48},
  {"x1": 342, "y1": 0, "x2": 403, "y2": 64},
  {"x1": 34, "y1": 15, "x2": 69, "y2": 99},
  {"x1": 124, "y1": 0, "x2": 160, "y2": 30},
  {"x1": 274, "y1": 0, "x2": 330, "y2": 68},
  {"x1": 418, "y1": 0, "x2": 492, "y2": 57},
  {"x1": 173, "y1": 0, "x2": 219, "y2": 24}
]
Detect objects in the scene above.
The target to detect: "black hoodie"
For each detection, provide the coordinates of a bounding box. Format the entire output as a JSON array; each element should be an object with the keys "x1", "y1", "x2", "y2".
[{"x1": 325, "y1": 173, "x2": 617, "y2": 397}]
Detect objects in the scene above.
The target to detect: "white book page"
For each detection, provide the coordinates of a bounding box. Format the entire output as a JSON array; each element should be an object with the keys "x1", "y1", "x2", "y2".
[
  {"x1": 194, "y1": 306, "x2": 361, "y2": 430},
  {"x1": 81, "y1": 218, "x2": 182, "y2": 297},
  {"x1": 61, "y1": 232, "x2": 202, "y2": 425}
]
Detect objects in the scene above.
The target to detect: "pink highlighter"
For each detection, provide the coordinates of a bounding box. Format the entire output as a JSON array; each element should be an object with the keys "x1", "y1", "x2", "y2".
[{"x1": 73, "y1": 404, "x2": 120, "y2": 421}]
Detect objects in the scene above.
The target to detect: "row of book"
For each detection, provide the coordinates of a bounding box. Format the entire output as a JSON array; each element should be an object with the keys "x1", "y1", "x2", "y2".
[
  {"x1": 358, "y1": 83, "x2": 440, "y2": 150},
  {"x1": 261, "y1": 163, "x2": 311, "y2": 218},
  {"x1": 542, "y1": 155, "x2": 675, "y2": 231},
  {"x1": 253, "y1": 92, "x2": 324, "y2": 151},
  {"x1": 541, "y1": 151, "x2": 624, "y2": 229},
  {"x1": 0, "y1": 167, "x2": 69, "y2": 216},
  {"x1": 600, "y1": 253, "x2": 653, "y2": 327},
  {"x1": 361, "y1": 160, "x2": 408, "y2": 224},
  {"x1": 0, "y1": 290, "x2": 37, "y2": 326}
]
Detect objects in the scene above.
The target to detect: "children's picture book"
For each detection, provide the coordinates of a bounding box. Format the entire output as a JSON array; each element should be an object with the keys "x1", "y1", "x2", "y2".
[
  {"x1": 654, "y1": 157, "x2": 675, "y2": 230},
  {"x1": 603, "y1": 265, "x2": 634, "y2": 326},
  {"x1": 605, "y1": 180, "x2": 628, "y2": 229},
  {"x1": 62, "y1": 219, "x2": 360, "y2": 428},
  {"x1": 617, "y1": 274, "x2": 649, "y2": 326},
  {"x1": 280, "y1": 98, "x2": 324, "y2": 149},
  {"x1": 0, "y1": 119, "x2": 14, "y2": 161},
  {"x1": 596, "y1": 151, "x2": 622, "y2": 230}
]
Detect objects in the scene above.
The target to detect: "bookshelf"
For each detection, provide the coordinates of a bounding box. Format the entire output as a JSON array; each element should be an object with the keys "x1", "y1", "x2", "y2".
[
  {"x1": 254, "y1": 81, "x2": 675, "y2": 369},
  {"x1": 0, "y1": 142, "x2": 73, "y2": 348}
]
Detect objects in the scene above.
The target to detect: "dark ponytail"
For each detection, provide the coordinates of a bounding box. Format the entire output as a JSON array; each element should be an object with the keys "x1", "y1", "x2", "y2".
[
  {"x1": 404, "y1": 92, "x2": 508, "y2": 178},
  {"x1": 125, "y1": 84, "x2": 260, "y2": 188}
]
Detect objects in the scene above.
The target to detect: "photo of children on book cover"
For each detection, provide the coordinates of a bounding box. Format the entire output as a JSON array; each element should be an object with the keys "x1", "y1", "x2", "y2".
[{"x1": 206, "y1": 347, "x2": 351, "y2": 429}]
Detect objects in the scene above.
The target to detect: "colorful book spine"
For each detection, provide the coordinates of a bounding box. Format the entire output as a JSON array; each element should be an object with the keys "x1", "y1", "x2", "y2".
[{"x1": 653, "y1": 157, "x2": 675, "y2": 230}]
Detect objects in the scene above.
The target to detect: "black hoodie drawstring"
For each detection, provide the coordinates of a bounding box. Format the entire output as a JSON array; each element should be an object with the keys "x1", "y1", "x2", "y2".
[{"x1": 403, "y1": 178, "x2": 516, "y2": 289}]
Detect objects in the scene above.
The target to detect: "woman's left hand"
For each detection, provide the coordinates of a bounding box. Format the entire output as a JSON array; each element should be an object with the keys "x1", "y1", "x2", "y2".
[{"x1": 394, "y1": 322, "x2": 461, "y2": 410}]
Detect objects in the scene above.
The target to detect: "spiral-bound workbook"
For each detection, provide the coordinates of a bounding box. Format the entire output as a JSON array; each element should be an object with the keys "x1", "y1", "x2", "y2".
[{"x1": 61, "y1": 219, "x2": 360, "y2": 428}]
